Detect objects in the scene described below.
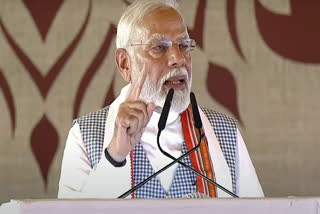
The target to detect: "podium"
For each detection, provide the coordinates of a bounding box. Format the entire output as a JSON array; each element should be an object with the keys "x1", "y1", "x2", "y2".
[{"x1": 1, "y1": 198, "x2": 319, "y2": 214}]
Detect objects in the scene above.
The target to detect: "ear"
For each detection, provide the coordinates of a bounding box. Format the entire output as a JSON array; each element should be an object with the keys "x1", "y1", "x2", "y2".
[{"x1": 115, "y1": 48, "x2": 132, "y2": 82}]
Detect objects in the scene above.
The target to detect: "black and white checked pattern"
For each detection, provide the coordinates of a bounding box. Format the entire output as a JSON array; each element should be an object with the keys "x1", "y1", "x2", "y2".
[
  {"x1": 200, "y1": 106, "x2": 237, "y2": 193},
  {"x1": 73, "y1": 106, "x2": 109, "y2": 168},
  {"x1": 133, "y1": 141, "x2": 196, "y2": 198},
  {"x1": 75, "y1": 105, "x2": 237, "y2": 193}
]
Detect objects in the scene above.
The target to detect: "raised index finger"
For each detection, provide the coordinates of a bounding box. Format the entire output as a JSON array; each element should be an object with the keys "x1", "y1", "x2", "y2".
[{"x1": 127, "y1": 63, "x2": 148, "y2": 101}]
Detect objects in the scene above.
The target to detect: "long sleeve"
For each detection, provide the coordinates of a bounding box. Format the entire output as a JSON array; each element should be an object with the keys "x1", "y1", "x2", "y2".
[
  {"x1": 58, "y1": 123, "x2": 92, "y2": 198},
  {"x1": 58, "y1": 123, "x2": 132, "y2": 198},
  {"x1": 235, "y1": 129, "x2": 264, "y2": 197}
]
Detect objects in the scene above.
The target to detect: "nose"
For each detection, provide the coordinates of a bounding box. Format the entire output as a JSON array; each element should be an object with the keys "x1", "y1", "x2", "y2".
[{"x1": 167, "y1": 44, "x2": 186, "y2": 68}]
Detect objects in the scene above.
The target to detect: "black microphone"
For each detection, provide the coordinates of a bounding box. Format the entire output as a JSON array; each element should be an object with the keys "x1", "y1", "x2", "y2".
[
  {"x1": 158, "y1": 88, "x2": 174, "y2": 131},
  {"x1": 190, "y1": 92, "x2": 202, "y2": 129}
]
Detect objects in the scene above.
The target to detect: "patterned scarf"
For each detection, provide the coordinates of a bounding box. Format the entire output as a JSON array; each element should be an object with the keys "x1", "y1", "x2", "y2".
[{"x1": 181, "y1": 105, "x2": 216, "y2": 197}]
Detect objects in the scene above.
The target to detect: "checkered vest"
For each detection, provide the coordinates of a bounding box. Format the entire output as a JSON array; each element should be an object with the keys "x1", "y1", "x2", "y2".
[
  {"x1": 133, "y1": 141, "x2": 196, "y2": 198},
  {"x1": 74, "y1": 106, "x2": 237, "y2": 193}
]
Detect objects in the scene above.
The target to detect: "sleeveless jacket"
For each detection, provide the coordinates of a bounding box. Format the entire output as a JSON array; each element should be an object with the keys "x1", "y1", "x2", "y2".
[{"x1": 74, "y1": 106, "x2": 238, "y2": 193}]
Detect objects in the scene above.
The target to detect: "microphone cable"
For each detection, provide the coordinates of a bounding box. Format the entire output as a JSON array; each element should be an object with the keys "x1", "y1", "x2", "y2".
[
  {"x1": 118, "y1": 89, "x2": 181, "y2": 198},
  {"x1": 157, "y1": 127, "x2": 238, "y2": 198},
  {"x1": 118, "y1": 133, "x2": 205, "y2": 198}
]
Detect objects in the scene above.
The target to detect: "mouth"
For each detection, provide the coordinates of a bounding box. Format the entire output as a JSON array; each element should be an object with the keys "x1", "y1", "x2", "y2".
[{"x1": 164, "y1": 75, "x2": 187, "y2": 90}]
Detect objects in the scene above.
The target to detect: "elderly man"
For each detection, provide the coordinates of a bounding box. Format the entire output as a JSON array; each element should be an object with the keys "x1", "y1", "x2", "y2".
[{"x1": 58, "y1": 0, "x2": 264, "y2": 198}]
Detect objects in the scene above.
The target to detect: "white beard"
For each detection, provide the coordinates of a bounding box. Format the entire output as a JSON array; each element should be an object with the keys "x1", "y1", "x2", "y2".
[{"x1": 131, "y1": 62, "x2": 191, "y2": 114}]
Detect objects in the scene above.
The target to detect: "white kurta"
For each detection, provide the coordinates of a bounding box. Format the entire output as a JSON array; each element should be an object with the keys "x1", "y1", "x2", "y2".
[{"x1": 58, "y1": 85, "x2": 264, "y2": 198}]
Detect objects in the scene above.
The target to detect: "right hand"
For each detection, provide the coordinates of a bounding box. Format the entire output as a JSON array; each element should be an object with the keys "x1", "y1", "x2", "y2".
[{"x1": 107, "y1": 64, "x2": 155, "y2": 162}]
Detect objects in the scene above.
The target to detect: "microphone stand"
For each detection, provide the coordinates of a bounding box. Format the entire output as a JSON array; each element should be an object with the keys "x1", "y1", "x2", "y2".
[
  {"x1": 118, "y1": 133, "x2": 205, "y2": 199},
  {"x1": 157, "y1": 128, "x2": 239, "y2": 198}
]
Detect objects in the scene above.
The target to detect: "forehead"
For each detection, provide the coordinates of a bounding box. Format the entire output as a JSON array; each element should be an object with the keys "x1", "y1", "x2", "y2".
[{"x1": 141, "y1": 7, "x2": 188, "y2": 40}]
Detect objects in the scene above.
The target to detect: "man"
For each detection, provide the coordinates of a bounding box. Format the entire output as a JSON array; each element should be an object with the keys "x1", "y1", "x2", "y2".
[{"x1": 58, "y1": 0, "x2": 264, "y2": 198}]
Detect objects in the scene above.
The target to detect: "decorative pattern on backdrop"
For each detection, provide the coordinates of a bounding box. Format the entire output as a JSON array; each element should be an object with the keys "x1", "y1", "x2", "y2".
[{"x1": 0, "y1": 0, "x2": 320, "y2": 201}]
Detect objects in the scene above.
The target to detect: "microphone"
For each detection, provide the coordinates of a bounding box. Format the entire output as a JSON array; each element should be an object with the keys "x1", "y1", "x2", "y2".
[
  {"x1": 157, "y1": 92, "x2": 239, "y2": 198},
  {"x1": 158, "y1": 88, "x2": 174, "y2": 131},
  {"x1": 190, "y1": 92, "x2": 202, "y2": 129}
]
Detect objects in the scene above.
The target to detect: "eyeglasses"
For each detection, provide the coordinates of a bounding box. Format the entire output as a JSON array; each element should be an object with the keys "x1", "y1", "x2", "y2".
[{"x1": 128, "y1": 38, "x2": 196, "y2": 56}]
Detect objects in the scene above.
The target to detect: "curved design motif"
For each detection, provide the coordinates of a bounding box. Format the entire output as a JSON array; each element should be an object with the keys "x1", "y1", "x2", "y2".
[
  {"x1": 188, "y1": 0, "x2": 206, "y2": 49},
  {"x1": 23, "y1": 0, "x2": 64, "y2": 41},
  {"x1": 206, "y1": 62, "x2": 242, "y2": 123},
  {"x1": 73, "y1": 24, "x2": 117, "y2": 118},
  {"x1": 30, "y1": 115, "x2": 59, "y2": 189},
  {"x1": 255, "y1": 0, "x2": 320, "y2": 63},
  {"x1": 0, "y1": 0, "x2": 92, "y2": 99},
  {"x1": 0, "y1": 70, "x2": 16, "y2": 136},
  {"x1": 227, "y1": 0, "x2": 246, "y2": 60}
]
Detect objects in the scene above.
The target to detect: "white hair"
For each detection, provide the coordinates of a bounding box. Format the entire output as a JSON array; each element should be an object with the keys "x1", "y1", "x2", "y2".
[
  {"x1": 116, "y1": 0, "x2": 181, "y2": 54},
  {"x1": 117, "y1": 0, "x2": 192, "y2": 113}
]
